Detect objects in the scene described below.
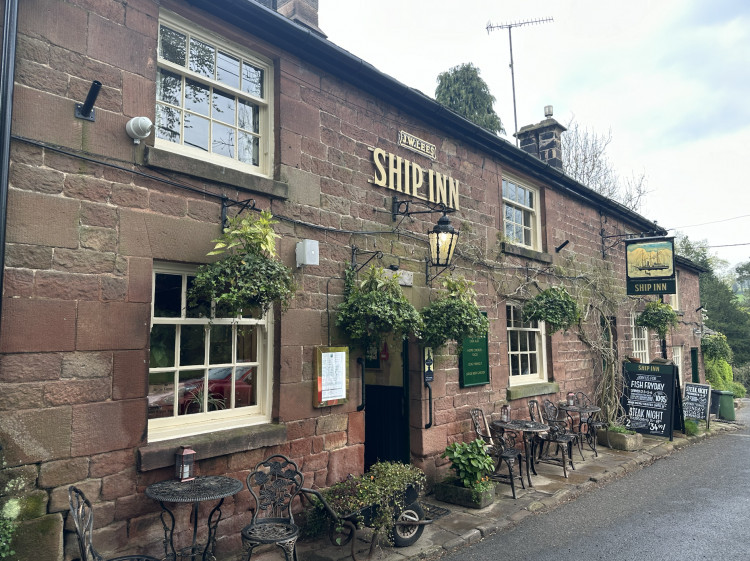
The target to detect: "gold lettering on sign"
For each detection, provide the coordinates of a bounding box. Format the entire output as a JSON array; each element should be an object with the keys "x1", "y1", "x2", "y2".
[
  {"x1": 398, "y1": 130, "x2": 436, "y2": 160},
  {"x1": 368, "y1": 147, "x2": 461, "y2": 211}
]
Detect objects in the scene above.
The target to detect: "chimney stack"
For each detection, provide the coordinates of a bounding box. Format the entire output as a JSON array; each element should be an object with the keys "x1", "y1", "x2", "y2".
[
  {"x1": 515, "y1": 106, "x2": 566, "y2": 170},
  {"x1": 275, "y1": 0, "x2": 326, "y2": 36}
]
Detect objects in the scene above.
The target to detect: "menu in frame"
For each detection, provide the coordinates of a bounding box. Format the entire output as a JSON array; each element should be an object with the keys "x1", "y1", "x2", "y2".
[
  {"x1": 314, "y1": 347, "x2": 349, "y2": 407},
  {"x1": 460, "y1": 313, "x2": 490, "y2": 387}
]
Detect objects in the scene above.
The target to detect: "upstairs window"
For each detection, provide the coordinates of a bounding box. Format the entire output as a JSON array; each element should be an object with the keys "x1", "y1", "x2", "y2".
[
  {"x1": 502, "y1": 178, "x2": 540, "y2": 250},
  {"x1": 156, "y1": 12, "x2": 272, "y2": 175}
]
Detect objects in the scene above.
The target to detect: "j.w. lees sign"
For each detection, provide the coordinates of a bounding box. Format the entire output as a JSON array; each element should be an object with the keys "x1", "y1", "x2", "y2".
[{"x1": 369, "y1": 134, "x2": 460, "y2": 211}]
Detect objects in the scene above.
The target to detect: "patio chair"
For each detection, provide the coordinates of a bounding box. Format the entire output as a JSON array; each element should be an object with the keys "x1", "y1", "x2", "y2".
[
  {"x1": 487, "y1": 423, "x2": 529, "y2": 499},
  {"x1": 469, "y1": 407, "x2": 494, "y2": 446},
  {"x1": 575, "y1": 391, "x2": 606, "y2": 457},
  {"x1": 241, "y1": 454, "x2": 304, "y2": 561},
  {"x1": 528, "y1": 399, "x2": 576, "y2": 478},
  {"x1": 68, "y1": 486, "x2": 160, "y2": 561}
]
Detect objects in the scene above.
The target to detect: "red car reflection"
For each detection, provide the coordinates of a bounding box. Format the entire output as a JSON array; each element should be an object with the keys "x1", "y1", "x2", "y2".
[{"x1": 149, "y1": 367, "x2": 254, "y2": 416}]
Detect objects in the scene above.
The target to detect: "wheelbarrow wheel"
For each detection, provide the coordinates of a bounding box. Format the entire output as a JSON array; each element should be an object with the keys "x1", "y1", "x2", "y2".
[
  {"x1": 391, "y1": 501, "x2": 425, "y2": 547},
  {"x1": 328, "y1": 519, "x2": 355, "y2": 546}
]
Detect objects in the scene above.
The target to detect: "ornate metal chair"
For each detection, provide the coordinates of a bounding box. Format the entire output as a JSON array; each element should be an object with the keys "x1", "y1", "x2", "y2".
[
  {"x1": 575, "y1": 391, "x2": 606, "y2": 457},
  {"x1": 241, "y1": 454, "x2": 304, "y2": 561},
  {"x1": 528, "y1": 399, "x2": 576, "y2": 478},
  {"x1": 469, "y1": 407, "x2": 494, "y2": 446},
  {"x1": 68, "y1": 486, "x2": 160, "y2": 561},
  {"x1": 486, "y1": 423, "x2": 528, "y2": 499}
]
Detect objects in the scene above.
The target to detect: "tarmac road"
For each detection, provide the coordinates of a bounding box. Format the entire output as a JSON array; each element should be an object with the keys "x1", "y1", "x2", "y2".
[{"x1": 440, "y1": 399, "x2": 750, "y2": 561}]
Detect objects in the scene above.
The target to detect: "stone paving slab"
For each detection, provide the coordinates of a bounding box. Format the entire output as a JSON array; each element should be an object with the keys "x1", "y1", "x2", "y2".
[{"x1": 238, "y1": 418, "x2": 741, "y2": 561}]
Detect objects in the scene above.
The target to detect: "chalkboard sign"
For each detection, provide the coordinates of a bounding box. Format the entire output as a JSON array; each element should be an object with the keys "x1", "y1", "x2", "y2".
[
  {"x1": 622, "y1": 362, "x2": 676, "y2": 440},
  {"x1": 459, "y1": 313, "x2": 489, "y2": 387},
  {"x1": 684, "y1": 382, "x2": 711, "y2": 428}
]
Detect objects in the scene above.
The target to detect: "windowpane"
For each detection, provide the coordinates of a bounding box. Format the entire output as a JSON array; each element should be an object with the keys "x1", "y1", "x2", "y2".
[
  {"x1": 529, "y1": 354, "x2": 537, "y2": 374},
  {"x1": 185, "y1": 79, "x2": 210, "y2": 116},
  {"x1": 238, "y1": 132, "x2": 259, "y2": 166},
  {"x1": 150, "y1": 324, "x2": 175, "y2": 367},
  {"x1": 523, "y1": 225, "x2": 531, "y2": 246},
  {"x1": 180, "y1": 325, "x2": 206, "y2": 366},
  {"x1": 212, "y1": 123, "x2": 235, "y2": 158},
  {"x1": 238, "y1": 100, "x2": 258, "y2": 133},
  {"x1": 237, "y1": 326, "x2": 257, "y2": 362},
  {"x1": 179, "y1": 369, "x2": 208, "y2": 416},
  {"x1": 210, "y1": 325, "x2": 232, "y2": 363},
  {"x1": 509, "y1": 331, "x2": 518, "y2": 352},
  {"x1": 148, "y1": 370, "x2": 175, "y2": 419},
  {"x1": 520, "y1": 355, "x2": 529, "y2": 375},
  {"x1": 154, "y1": 273, "x2": 182, "y2": 317},
  {"x1": 157, "y1": 69, "x2": 182, "y2": 105},
  {"x1": 212, "y1": 89, "x2": 236, "y2": 124},
  {"x1": 159, "y1": 25, "x2": 186, "y2": 66},
  {"x1": 217, "y1": 51, "x2": 240, "y2": 89},
  {"x1": 189, "y1": 38, "x2": 215, "y2": 78},
  {"x1": 234, "y1": 366, "x2": 256, "y2": 408},
  {"x1": 184, "y1": 113, "x2": 209, "y2": 151},
  {"x1": 510, "y1": 356, "x2": 519, "y2": 376},
  {"x1": 186, "y1": 276, "x2": 210, "y2": 319},
  {"x1": 242, "y1": 63, "x2": 264, "y2": 97},
  {"x1": 156, "y1": 104, "x2": 181, "y2": 143}
]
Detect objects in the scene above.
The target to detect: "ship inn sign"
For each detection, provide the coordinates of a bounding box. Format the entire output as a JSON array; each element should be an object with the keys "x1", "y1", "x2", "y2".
[{"x1": 625, "y1": 237, "x2": 676, "y2": 295}]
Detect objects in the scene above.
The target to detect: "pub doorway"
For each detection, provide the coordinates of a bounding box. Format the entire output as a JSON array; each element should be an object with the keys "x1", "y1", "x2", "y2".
[{"x1": 364, "y1": 336, "x2": 410, "y2": 469}]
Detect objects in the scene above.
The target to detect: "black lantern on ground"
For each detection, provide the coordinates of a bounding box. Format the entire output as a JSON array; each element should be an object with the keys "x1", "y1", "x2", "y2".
[
  {"x1": 175, "y1": 445, "x2": 196, "y2": 482},
  {"x1": 426, "y1": 212, "x2": 459, "y2": 284}
]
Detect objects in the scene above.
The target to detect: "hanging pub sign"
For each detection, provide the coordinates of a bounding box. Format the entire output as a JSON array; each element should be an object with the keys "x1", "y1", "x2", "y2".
[{"x1": 625, "y1": 237, "x2": 676, "y2": 295}]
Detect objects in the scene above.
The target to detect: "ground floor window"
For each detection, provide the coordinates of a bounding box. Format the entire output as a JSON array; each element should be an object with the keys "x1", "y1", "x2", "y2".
[
  {"x1": 148, "y1": 263, "x2": 272, "y2": 441},
  {"x1": 630, "y1": 314, "x2": 650, "y2": 363},
  {"x1": 507, "y1": 303, "x2": 547, "y2": 384}
]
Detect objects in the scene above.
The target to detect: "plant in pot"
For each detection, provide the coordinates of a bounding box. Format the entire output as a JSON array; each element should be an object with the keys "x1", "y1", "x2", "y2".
[
  {"x1": 187, "y1": 210, "x2": 297, "y2": 317},
  {"x1": 420, "y1": 275, "x2": 489, "y2": 353},
  {"x1": 436, "y1": 438, "x2": 496, "y2": 508},
  {"x1": 635, "y1": 300, "x2": 678, "y2": 339},
  {"x1": 521, "y1": 286, "x2": 581, "y2": 334},
  {"x1": 336, "y1": 266, "x2": 423, "y2": 351}
]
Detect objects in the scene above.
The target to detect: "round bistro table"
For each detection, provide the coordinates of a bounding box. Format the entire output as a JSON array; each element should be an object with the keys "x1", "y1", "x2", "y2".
[
  {"x1": 490, "y1": 419, "x2": 549, "y2": 486},
  {"x1": 559, "y1": 403, "x2": 602, "y2": 457},
  {"x1": 146, "y1": 475, "x2": 244, "y2": 561}
]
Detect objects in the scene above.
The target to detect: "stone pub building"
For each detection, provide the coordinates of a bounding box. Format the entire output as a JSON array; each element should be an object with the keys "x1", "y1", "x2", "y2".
[{"x1": 0, "y1": 1, "x2": 706, "y2": 559}]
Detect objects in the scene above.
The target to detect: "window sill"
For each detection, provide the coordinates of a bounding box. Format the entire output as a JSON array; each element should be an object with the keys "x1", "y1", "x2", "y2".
[
  {"x1": 145, "y1": 146, "x2": 289, "y2": 200},
  {"x1": 500, "y1": 242, "x2": 553, "y2": 264},
  {"x1": 507, "y1": 381, "x2": 559, "y2": 401},
  {"x1": 138, "y1": 423, "x2": 287, "y2": 472}
]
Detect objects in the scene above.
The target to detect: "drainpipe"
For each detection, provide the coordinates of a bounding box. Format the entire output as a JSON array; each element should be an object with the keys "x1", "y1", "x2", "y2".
[{"x1": 0, "y1": 0, "x2": 19, "y2": 328}]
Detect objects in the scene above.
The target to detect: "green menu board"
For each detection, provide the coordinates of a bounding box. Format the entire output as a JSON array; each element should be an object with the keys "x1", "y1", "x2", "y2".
[{"x1": 460, "y1": 317, "x2": 489, "y2": 387}]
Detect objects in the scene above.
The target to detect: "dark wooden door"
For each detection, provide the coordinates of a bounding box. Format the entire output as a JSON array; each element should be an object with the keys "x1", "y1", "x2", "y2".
[{"x1": 364, "y1": 338, "x2": 410, "y2": 469}]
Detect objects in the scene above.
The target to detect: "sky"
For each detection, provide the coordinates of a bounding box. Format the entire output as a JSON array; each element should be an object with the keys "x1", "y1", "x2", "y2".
[{"x1": 318, "y1": 0, "x2": 750, "y2": 269}]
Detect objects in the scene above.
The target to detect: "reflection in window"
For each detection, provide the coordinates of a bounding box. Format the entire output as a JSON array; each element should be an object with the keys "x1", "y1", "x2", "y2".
[
  {"x1": 156, "y1": 19, "x2": 268, "y2": 171},
  {"x1": 148, "y1": 269, "x2": 266, "y2": 424}
]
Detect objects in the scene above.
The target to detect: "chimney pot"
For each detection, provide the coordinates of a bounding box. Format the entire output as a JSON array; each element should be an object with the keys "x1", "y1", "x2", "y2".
[{"x1": 544, "y1": 105, "x2": 553, "y2": 118}]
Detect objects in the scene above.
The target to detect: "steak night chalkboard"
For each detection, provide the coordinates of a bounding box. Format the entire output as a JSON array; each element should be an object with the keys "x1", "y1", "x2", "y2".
[
  {"x1": 683, "y1": 382, "x2": 711, "y2": 427},
  {"x1": 623, "y1": 362, "x2": 676, "y2": 440}
]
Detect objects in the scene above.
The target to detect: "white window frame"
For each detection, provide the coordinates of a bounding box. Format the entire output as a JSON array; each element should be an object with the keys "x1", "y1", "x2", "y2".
[
  {"x1": 671, "y1": 345, "x2": 683, "y2": 375},
  {"x1": 155, "y1": 11, "x2": 274, "y2": 176},
  {"x1": 630, "y1": 314, "x2": 650, "y2": 363},
  {"x1": 502, "y1": 176, "x2": 541, "y2": 250},
  {"x1": 148, "y1": 262, "x2": 273, "y2": 442},
  {"x1": 506, "y1": 303, "x2": 548, "y2": 385}
]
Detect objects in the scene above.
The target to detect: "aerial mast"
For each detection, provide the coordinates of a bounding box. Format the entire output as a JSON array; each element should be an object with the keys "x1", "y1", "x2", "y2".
[{"x1": 487, "y1": 17, "x2": 553, "y2": 145}]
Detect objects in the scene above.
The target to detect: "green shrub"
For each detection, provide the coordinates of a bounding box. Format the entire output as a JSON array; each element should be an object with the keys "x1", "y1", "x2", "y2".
[
  {"x1": 701, "y1": 333, "x2": 733, "y2": 363},
  {"x1": 0, "y1": 517, "x2": 15, "y2": 560},
  {"x1": 441, "y1": 439, "x2": 495, "y2": 490},
  {"x1": 728, "y1": 381, "x2": 746, "y2": 398},
  {"x1": 522, "y1": 286, "x2": 580, "y2": 334},
  {"x1": 684, "y1": 419, "x2": 699, "y2": 436},
  {"x1": 636, "y1": 300, "x2": 678, "y2": 339},
  {"x1": 705, "y1": 357, "x2": 733, "y2": 390},
  {"x1": 420, "y1": 275, "x2": 488, "y2": 351}
]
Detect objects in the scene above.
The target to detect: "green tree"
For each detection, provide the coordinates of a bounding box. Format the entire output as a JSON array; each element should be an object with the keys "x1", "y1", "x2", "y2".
[
  {"x1": 676, "y1": 235, "x2": 750, "y2": 365},
  {"x1": 435, "y1": 63, "x2": 504, "y2": 134}
]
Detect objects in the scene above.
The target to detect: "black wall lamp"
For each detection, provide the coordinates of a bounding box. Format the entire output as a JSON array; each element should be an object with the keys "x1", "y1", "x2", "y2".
[
  {"x1": 75, "y1": 80, "x2": 102, "y2": 122},
  {"x1": 390, "y1": 196, "x2": 459, "y2": 285}
]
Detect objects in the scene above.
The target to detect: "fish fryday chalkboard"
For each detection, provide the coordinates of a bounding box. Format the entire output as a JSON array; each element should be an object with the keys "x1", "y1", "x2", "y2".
[
  {"x1": 623, "y1": 362, "x2": 676, "y2": 440},
  {"x1": 683, "y1": 382, "x2": 711, "y2": 429}
]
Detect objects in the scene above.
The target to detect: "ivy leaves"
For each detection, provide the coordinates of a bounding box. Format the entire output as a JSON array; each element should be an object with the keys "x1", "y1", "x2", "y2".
[
  {"x1": 635, "y1": 300, "x2": 678, "y2": 339},
  {"x1": 522, "y1": 287, "x2": 581, "y2": 334},
  {"x1": 420, "y1": 276, "x2": 488, "y2": 351}
]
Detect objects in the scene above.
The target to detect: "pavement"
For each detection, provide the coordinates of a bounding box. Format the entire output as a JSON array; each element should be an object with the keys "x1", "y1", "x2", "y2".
[{"x1": 241, "y1": 406, "x2": 745, "y2": 561}]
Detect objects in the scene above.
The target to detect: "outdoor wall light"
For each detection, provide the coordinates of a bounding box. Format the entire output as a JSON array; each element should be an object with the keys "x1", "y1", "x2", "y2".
[
  {"x1": 426, "y1": 212, "x2": 459, "y2": 285},
  {"x1": 74, "y1": 80, "x2": 102, "y2": 122},
  {"x1": 125, "y1": 116, "x2": 153, "y2": 144}
]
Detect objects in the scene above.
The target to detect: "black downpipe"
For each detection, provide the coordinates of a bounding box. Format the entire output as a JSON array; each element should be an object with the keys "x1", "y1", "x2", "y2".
[
  {"x1": 356, "y1": 357, "x2": 365, "y2": 411},
  {"x1": 0, "y1": 0, "x2": 20, "y2": 327}
]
